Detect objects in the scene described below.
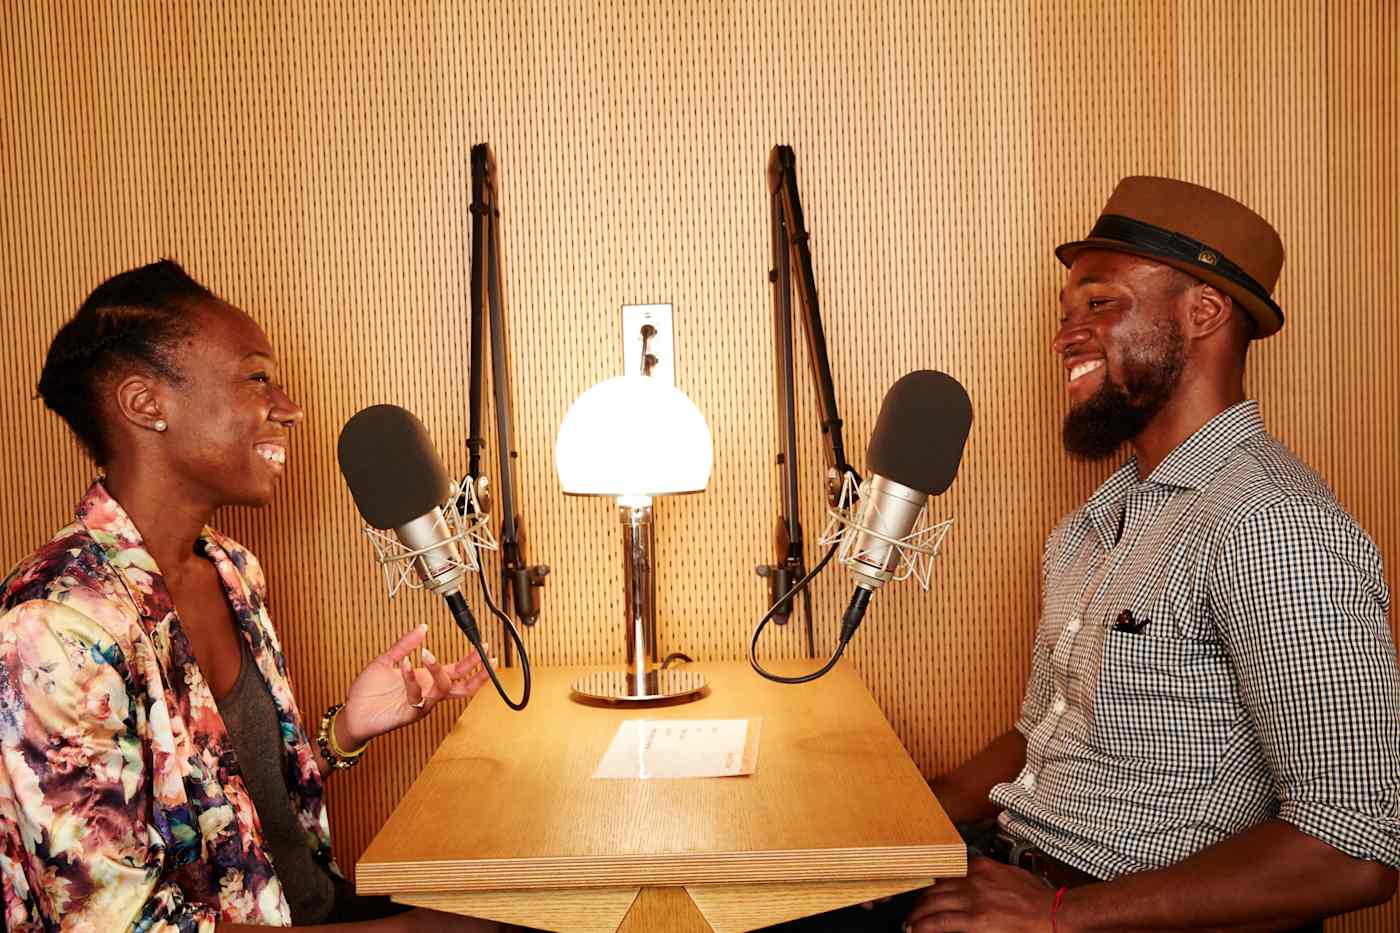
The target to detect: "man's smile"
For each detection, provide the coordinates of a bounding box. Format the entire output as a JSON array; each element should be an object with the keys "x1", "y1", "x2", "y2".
[{"x1": 1068, "y1": 359, "x2": 1104, "y2": 384}]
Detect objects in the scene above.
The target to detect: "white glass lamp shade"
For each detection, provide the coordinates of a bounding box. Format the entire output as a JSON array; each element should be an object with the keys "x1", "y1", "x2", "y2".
[{"x1": 555, "y1": 375, "x2": 713, "y2": 497}]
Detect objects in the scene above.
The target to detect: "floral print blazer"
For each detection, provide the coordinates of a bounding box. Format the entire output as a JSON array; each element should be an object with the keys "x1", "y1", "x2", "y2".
[{"x1": 0, "y1": 481, "x2": 335, "y2": 931}]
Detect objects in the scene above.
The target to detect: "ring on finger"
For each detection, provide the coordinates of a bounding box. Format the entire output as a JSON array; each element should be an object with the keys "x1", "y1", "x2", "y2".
[{"x1": 411, "y1": 699, "x2": 427, "y2": 710}]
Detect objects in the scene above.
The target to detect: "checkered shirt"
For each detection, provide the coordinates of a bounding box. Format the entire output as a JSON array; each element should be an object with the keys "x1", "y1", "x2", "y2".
[{"x1": 991, "y1": 400, "x2": 1400, "y2": 880}]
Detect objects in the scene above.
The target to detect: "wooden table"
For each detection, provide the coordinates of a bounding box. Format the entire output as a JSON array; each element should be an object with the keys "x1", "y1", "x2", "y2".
[{"x1": 357, "y1": 660, "x2": 965, "y2": 932}]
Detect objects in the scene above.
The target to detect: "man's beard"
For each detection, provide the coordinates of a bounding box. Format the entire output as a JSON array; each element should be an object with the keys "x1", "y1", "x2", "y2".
[{"x1": 1062, "y1": 318, "x2": 1186, "y2": 461}]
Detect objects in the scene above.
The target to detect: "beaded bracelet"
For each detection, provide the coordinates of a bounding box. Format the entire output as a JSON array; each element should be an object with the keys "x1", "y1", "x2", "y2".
[{"x1": 317, "y1": 703, "x2": 368, "y2": 770}]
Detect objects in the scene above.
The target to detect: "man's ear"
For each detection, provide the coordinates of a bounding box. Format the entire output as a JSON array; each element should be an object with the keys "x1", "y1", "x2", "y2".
[
  {"x1": 1186, "y1": 283, "x2": 1234, "y2": 340},
  {"x1": 113, "y1": 373, "x2": 167, "y2": 432}
]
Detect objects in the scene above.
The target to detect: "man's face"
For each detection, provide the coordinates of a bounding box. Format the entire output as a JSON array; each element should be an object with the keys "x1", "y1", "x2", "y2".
[{"x1": 1053, "y1": 250, "x2": 1191, "y2": 460}]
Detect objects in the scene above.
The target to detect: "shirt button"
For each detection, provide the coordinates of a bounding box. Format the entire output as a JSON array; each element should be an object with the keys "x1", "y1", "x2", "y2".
[
  {"x1": 1053, "y1": 695, "x2": 1067, "y2": 715},
  {"x1": 1020, "y1": 771, "x2": 1036, "y2": 791},
  {"x1": 1066, "y1": 616, "x2": 1081, "y2": 634}
]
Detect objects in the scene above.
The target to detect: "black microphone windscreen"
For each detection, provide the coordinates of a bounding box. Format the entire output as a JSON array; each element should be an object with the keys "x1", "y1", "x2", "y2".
[
  {"x1": 866, "y1": 371, "x2": 973, "y2": 495},
  {"x1": 337, "y1": 405, "x2": 453, "y2": 529}
]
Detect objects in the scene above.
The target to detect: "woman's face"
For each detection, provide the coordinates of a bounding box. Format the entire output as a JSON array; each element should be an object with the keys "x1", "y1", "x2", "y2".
[{"x1": 154, "y1": 301, "x2": 304, "y2": 510}]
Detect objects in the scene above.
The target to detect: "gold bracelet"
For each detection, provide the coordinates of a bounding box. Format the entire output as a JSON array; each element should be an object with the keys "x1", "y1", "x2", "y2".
[{"x1": 318, "y1": 703, "x2": 368, "y2": 770}]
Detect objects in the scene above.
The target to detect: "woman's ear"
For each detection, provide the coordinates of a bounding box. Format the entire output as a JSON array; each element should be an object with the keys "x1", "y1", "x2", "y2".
[{"x1": 113, "y1": 373, "x2": 168, "y2": 433}]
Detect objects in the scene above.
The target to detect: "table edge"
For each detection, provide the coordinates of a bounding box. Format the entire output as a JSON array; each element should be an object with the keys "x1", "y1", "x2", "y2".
[{"x1": 357, "y1": 843, "x2": 968, "y2": 894}]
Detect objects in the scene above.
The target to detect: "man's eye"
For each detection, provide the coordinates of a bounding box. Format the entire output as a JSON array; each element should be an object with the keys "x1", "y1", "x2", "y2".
[{"x1": 249, "y1": 373, "x2": 271, "y2": 383}]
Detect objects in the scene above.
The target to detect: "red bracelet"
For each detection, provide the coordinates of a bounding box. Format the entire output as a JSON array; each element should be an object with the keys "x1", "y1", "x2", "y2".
[{"x1": 1051, "y1": 884, "x2": 1069, "y2": 932}]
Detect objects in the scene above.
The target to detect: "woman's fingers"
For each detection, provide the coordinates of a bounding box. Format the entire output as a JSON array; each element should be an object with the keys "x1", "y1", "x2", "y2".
[
  {"x1": 421, "y1": 647, "x2": 455, "y2": 696},
  {"x1": 392, "y1": 641, "x2": 499, "y2": 711},
  {"x1": 401, "y1": 656, "x2": 425, "y2": 708},
  {"x1": 383, "y1": 623, "x2": 429, "y2": 668},
  {"x1": 448, "y1": 647, "x2": 485, "y2": 678},
  {"x1": 459, "y1": 656, "x2": 494, "y2": 694}
]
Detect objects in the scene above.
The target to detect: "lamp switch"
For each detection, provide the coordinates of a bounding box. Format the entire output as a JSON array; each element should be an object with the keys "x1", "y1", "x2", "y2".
[{"x1": 623, "y1": 304, "x2": 674, "y2": 385}]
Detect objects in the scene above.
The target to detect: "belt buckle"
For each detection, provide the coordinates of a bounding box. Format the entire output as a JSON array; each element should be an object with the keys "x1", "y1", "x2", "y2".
[
  {"x1": 1006, "y1": 838, "x2": 1041, "y2": 872},
  {"x1": 994, "y1": 831, "x2": 1038, "y2": 868},
  {"x1": 994, "y1": 831, "x2": 1054, "y2": 886}
]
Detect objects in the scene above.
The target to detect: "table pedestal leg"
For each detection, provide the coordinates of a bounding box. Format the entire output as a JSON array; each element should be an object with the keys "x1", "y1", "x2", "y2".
[{"x1": 616, "y1": 886, "x2": 713, "y2": 932}]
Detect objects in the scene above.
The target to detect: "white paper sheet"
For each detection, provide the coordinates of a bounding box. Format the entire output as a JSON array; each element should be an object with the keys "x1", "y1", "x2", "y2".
[{"x1": 592, "y1": 718, "x2": 762, "y2": 779}]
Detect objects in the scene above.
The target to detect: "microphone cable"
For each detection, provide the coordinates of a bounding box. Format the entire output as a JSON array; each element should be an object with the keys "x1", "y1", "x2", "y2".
[
  {"x1": 438, "y1": 489, "x2": 531, "y2": 711},
  {"x1": 750, "y1": 541, "x2": 870, "y2": 684},
  {"x1": 463, "y1": 560, "x2": 531, "y2": 711}
]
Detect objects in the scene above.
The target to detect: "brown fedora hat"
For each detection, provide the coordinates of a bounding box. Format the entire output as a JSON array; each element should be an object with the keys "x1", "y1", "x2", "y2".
[{"x1": 1055, "y1": 176, "x2": 1285, "y2": 337}]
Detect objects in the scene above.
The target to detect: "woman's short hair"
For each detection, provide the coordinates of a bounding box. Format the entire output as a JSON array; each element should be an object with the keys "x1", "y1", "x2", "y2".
[{"x1": 38, "y1": 259, "x2": 216, "y2": 464}]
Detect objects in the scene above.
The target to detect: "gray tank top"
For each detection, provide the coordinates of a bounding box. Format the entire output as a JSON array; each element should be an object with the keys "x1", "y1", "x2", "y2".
[{"x1": 216, "y1": 638, "x2": 336, "y2": 925}]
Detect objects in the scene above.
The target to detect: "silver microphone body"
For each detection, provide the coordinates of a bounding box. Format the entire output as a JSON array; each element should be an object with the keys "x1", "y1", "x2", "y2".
[
  {"x1": 842, "y1": 475, "x2": 928, "y2": 591},
  {"x1": 394, "y1": 506, "x2": 469, "y2": 597}
]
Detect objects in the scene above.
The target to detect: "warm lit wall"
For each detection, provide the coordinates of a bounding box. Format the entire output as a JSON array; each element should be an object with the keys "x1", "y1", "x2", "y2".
[{"x1": 2, "y1": 1, "x2": 1396, "y2": 929}]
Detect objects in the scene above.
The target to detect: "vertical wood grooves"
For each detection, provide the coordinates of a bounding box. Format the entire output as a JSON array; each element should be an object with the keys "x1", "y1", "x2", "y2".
[{"x1": 1, "y1": 3, "x2": 1394, "y2": 929}]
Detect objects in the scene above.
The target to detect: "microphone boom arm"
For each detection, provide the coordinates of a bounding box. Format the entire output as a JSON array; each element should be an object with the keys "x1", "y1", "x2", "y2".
[
  {"x1": 467, "y1": 143, "x2": 550, "y2": 662},
  {"x1": 757, "y1": 145, "x2": 858, "y2": 656},
  {"x1": 770, "y1": 146, "x2": 856, "y2": 485}
]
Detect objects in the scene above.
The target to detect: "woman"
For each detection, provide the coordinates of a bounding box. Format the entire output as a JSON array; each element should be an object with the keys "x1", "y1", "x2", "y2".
[{"x1": 0, "y1": 260, "x2": 499, "y2": 931}]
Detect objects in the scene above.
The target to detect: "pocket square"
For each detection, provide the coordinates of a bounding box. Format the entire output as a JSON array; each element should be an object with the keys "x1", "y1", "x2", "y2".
[{"x1": 1112, "y1": 609, "x2": 1151, "y2": 634}]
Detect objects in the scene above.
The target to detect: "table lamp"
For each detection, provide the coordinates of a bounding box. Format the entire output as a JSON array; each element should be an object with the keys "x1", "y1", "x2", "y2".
[{"x1": 555, "y1": 373, "x2": 713, "y2": 702}]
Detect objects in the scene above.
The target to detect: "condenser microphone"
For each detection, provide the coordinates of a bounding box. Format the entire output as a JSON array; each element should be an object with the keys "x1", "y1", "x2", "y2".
[
  {"x1": 748, "y1": 370, "x2": 972, "y2": 685},
  {"x1": 338, "y1": 404, "x2": 531, "y2": 710},
  {"x1": 835, "y1": 371, "x2": 972, "y2": 636},
  {"x1": 337, "y1": 405, "x2": 470, "y2": 597}
]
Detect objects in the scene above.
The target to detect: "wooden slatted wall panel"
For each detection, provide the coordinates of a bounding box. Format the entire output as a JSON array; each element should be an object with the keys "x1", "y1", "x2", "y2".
[{"x1": 1, "y1": 2, "x2": 1395, "y2": 929}]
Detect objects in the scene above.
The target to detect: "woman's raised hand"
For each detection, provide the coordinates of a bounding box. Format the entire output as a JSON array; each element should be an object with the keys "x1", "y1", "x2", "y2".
[{"x1": 336, "y1": 624, "x2": 494, "y2": 748}]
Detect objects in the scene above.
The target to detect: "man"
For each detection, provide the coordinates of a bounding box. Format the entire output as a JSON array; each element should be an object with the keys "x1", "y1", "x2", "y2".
[{"x1": 908, "y1": 178, "x2": 1400, "y2": 932}]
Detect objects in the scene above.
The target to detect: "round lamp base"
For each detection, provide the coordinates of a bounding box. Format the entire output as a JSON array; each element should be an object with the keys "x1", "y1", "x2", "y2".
[{"x1": 571, "y1": 669, "x2": 707, "y2": 703}]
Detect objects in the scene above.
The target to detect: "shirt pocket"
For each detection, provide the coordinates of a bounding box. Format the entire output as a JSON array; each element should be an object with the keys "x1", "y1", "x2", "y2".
[{"x1": 1093, "y1": 631, "x2": 1237, "y2": 780}]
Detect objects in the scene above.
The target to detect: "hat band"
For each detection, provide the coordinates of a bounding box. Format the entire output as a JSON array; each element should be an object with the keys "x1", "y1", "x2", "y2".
[{"x1": 1089, "y1": 214, "x2": 1276, "y2": 309}]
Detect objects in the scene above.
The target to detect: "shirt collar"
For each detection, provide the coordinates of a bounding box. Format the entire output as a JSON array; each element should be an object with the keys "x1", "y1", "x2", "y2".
[
  {"x1": 1143, "y1": 400, "x2": 1265, "y2": 490},
  {"x1": 1079, "y1": 401, "x2": 1265, "y2": 547},
  {"x1": 75, "y1": 479, "x2": 220, "y2": 620},
  {"x1": 76, "y1": 479, "x2": 159, "y2": 573},
  {"x1": 77, "y1": 479, "x2": 221, "y2": 555},
  {"x1": 1082, "y1": 460, "x2": 1140, "y2": 549}
]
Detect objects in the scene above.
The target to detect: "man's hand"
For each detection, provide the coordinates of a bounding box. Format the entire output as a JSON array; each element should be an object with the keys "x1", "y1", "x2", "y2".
[{"x1": 904, "y1": 857, "x2": 1059, "y2": 933}]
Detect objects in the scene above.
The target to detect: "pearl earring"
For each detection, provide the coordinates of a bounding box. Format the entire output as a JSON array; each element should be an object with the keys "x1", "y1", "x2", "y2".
[{"x1": 154, "y1": 419, "x2": 168, "y2": 433}]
